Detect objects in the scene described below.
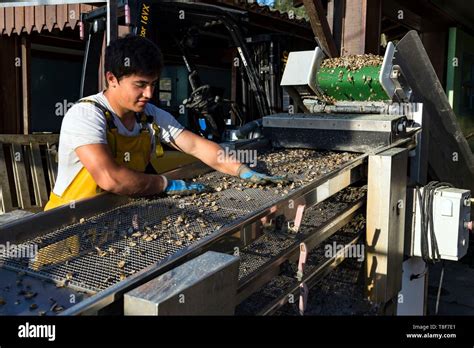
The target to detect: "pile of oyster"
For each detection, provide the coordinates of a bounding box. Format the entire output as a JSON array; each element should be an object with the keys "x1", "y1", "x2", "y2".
[{"x1": 320, "y1": 54, "x2": 383, "y2": 71}]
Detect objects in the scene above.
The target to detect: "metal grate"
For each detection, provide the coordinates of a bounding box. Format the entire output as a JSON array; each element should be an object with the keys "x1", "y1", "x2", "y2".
[
  {"x1": 237, "y1": 187, "x2": 366, "y2": 281},
  {"x1": 0, "y1": 150, "x2": 359, "y2": 294},
  {"x1": 236, "y1": 210, "x2": 366, "y2": 315}
]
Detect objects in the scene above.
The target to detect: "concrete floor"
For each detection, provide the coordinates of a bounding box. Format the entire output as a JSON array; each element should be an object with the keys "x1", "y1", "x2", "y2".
[{"x1": 427, "y1": 258, "x2": 474, "y2": 315}]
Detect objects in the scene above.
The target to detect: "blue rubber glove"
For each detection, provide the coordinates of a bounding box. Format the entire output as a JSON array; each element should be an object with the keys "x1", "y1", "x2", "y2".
[
  {"x1": 238, "y1": 165, "x2": 289, "y2": 185},
  {"x1": 164, "y1": 180, "x2": 207, "y2": 196}
]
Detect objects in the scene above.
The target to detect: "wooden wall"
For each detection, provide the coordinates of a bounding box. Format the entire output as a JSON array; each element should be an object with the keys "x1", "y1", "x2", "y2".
[{"x1": 0, "y1": 35, "x2": 22, "y2": 134}]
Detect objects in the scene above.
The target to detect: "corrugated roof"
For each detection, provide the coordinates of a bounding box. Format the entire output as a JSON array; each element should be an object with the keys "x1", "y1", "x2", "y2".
[
  {"x1": 0, "y1": 4, "x2": 97, "y2": 36},
  {"x1": 0, "y1": 1, "x2": 310, "y2": 37}
]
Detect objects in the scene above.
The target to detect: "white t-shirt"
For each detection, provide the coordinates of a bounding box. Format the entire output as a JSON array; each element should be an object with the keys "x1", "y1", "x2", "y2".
[{"x1": 53, "y1": 91, "x2": 184, "y2": 196}]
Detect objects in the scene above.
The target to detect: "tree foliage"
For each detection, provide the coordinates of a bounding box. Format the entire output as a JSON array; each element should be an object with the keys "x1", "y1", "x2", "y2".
[{"x1": 266, "y1": 0, "x2": 309, "y2": 20}]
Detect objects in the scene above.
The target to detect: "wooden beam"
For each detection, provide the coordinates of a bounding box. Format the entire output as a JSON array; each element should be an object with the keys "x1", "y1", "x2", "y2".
[
  {"x1": 341, "y1": 0, "x2": 381, "y2": 55},
  {"x1": 327, "y1": 0, "x2": 344, "y2": 54},
  {"x1": 303, "y1": 0, "x2": 339, "y2": 57},
  {"x1": 21, "y1": 36, "x2": 30, "y2": 135},
  {"x1": 327, "y1": 0, "x2": 334, "y2": 33},
  {"x1": 0, "y1": 134, "x2": 59, "y2": 144},
  {"x1": 365, "y1": 0, "x2": 381, "y2": 55}
]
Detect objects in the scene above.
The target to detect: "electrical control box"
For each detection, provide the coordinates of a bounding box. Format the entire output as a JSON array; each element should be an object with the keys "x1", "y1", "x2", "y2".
[{"x1": 409, "y1": 187, "x2": 471, "y2": 261}]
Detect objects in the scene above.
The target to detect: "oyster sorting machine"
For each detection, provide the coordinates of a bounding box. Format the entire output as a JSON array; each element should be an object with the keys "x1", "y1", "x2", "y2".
[{"x1": 0, "y1": 31, "x2": 472, "y2": 316}]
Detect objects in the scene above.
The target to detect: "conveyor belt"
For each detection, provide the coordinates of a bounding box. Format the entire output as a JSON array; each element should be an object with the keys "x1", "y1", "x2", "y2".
[{"x1": 0, "y1": 149, "x2": 360, "y2": 300}]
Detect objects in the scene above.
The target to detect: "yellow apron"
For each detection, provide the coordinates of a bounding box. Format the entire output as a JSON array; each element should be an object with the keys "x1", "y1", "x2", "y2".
[{"x1": 44, "y1": 100, "x2": 164, "y2": 211}]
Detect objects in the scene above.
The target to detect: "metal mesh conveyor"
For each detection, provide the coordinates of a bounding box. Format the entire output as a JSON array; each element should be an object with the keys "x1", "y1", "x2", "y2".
[
  {"x1": 0, "y1": 149, "x2": 361, "y2": 312},
  {"x1": 237, "y1": 186, "x2": 366, "y2": 282},
  {"x1": 236, "y1": 211, "x2": 367, "y2": 315}
]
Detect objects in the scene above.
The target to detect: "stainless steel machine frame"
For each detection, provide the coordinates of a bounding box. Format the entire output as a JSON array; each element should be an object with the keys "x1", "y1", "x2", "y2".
[{"x1": 1, "y1": 138, "x2": 385, "y2": 315}]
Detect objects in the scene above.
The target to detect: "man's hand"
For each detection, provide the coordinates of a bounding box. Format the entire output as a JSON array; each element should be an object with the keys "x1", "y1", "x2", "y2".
[
  {"x1": 238, "y1": 165, "x2": 289, "y2": 185},
  {"x1": 164, "y1": 180, "x2": 207, "y2": 196}
]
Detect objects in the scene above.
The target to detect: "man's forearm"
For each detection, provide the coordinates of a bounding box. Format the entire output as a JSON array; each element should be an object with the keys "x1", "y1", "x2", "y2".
[
  {"x1": 107, "y1": 166, "x2": 167, "y2": 196},
  {"x1": 173, "y1": 130, "x2": 245, "y2": 176},
  {"x1": 194, "y1": 141, "x2": 242, "y2": 176}
]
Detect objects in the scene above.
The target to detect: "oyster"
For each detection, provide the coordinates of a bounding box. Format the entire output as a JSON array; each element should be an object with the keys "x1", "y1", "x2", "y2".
[
  {"x1": 24, "y1": 291, "x2": 37, "y2": 299},
  {"x1": 95, "y1": 246, "x2": 107, "y2": 257}
]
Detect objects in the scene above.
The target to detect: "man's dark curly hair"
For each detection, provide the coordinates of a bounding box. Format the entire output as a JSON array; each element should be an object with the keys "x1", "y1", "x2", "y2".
[{"x1": 104, "y1": 34, "x2": 163, "y2": 86}]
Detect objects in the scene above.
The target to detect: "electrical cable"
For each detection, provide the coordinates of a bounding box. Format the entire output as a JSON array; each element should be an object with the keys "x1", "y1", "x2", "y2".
[
  {"x1": 435, "y1": 261, "x2": 445, "y2": 315},
  {"x1": 415, "y1": 181, "x2": 453, "y2": 263},
  {"x1": 415, "y1": 181, "x2": 453, "y2": 315}
]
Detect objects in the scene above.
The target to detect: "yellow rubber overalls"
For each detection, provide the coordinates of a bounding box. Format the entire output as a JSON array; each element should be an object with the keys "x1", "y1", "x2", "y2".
[{"x1": 44, "y1": 99, "x2": 164, "y2": 211}]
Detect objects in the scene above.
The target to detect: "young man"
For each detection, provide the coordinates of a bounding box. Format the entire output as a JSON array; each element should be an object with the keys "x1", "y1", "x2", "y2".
[{"x1": 44, "y1": 35, "x2": 284, "y2": 211}]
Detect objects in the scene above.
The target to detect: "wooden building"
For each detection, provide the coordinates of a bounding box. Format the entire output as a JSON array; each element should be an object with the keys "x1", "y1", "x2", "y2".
[{"x1": 0, "y1": 0, "x2": 473, "y2": 150}]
